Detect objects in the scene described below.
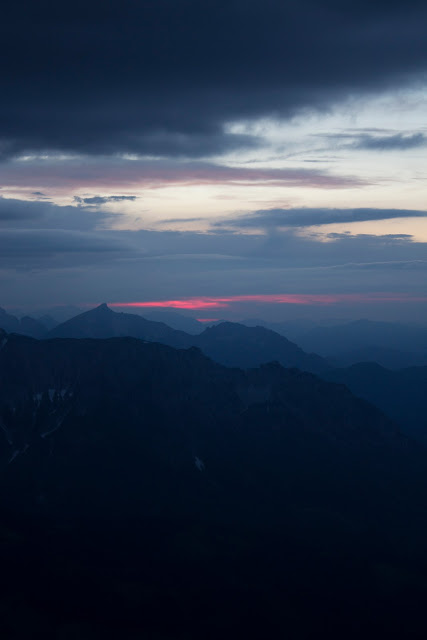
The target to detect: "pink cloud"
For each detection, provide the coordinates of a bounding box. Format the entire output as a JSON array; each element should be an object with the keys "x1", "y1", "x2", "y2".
[
  {"x1": 109, "y1": 293, "x2": 427, "y2": 311},
  {"x1": 1, "y1": 160, "x2": 367, "y2": 195}
]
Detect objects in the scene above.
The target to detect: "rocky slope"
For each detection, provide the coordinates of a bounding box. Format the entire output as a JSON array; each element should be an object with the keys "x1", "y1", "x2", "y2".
[{"x1": 1, "y1": 330, "x2": 427, "y2": 637}]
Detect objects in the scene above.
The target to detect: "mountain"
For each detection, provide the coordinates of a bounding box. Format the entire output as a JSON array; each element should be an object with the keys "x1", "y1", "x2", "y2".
[
  {"x1": 328, "y1": 345, "x2": 427, "y2": 370},
  {"x1": 142, "y1": 309, "x2": 205, "y2": 334},
  {"x1": 195, "y1": 321, "x2": 329, "y2": 373},
  {"x1": 33, "y1": 304, "x2": 84, "y2": 323},
  {"x1": 1, "y1": 331, "x2": 427, "y2": 637},
  {"x1": 323, "y1": 362, "x2": 427, "y2": 442},
  {"x1": 49, "y1": 305, "x2": 330, "y2": 374},
  {"x1": 0, "y1": 307, "x2": 46, "y2": 338},
  {"x1": 48, "y1": 302, "x2": 191, "y2": 346},
  {"x1": 35, "y1": 314, "x2": 59, "y2": 331},
  {"x1": 296, "y1": 319, "x2": 427, "y2": 358}
]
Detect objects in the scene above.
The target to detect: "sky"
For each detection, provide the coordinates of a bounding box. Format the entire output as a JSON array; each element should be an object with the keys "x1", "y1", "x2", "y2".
[{"x1": 2, "y1": 0, "x2": 427, "y2": 322}]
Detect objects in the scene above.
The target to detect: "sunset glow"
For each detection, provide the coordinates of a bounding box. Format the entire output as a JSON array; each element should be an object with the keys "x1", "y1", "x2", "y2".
[{"x1": 108, "y1": 293, "x2": 427, "y2": 311}]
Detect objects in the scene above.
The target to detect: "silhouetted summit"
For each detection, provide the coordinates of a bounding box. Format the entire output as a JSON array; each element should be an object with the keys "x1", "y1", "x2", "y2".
[
  {"x1": 196, "y1": 321, "x2": 329, "y2": 373},
  {"x1": 0, "y1": 307, "x2": 46, "y2": 338},
  {"x1": 49, "y1": 306, "x2": 329, "y2": 373},
  {"x1": 48, "y1": 303, "x2": 190, "y2": 346}
]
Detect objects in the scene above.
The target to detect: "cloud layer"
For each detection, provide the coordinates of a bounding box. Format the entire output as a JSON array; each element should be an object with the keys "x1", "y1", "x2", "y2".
[
  {"x1": 2, "y1": 0, "x2": 427, "y2": 159},
  {"x1": 218, "y1": 207, "x2": 427, "y2": 229},
  {"x1": 1, "y1": 197, "x2": 427, "y2": 319}
]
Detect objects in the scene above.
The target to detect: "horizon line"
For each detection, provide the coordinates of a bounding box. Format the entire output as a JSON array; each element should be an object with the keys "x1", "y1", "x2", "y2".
[{"x1": 107, "y1": 292, "x2": 427, "y2": 311}]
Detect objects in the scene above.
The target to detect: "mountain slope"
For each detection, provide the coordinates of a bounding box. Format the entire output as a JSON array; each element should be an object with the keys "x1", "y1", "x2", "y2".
[
  {"x1": 297, "y1": 318, "x2": 427, "y2": 357},
  {"x1": 195, "y1": 321, "x2": 329, "y2": 373},
  {"x1": 323, "y1": 362, "x2": 427, "y2": 441},
  {"x1": 48, "y1": 302, "x2": 191, "y2": 346},
  {"x1": 49, "y1": 305, "x2": 330, "y2": 373},
  {"x1": 0, "y1": 307, "x2": 46, "y2": 338},
  {"x1": 1, "y1": 331, "x2": 427, "y2": 638}
]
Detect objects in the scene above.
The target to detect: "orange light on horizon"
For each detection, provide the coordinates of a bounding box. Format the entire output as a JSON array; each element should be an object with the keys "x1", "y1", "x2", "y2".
[{"x1": 107, "y1": 292, "x2": 427, "y2": 311}]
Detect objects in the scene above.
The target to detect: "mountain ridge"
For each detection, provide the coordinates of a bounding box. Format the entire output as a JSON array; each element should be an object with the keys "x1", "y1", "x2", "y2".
[
  {"x1": 47, "y1": 304, "x2": 330, "y2": 373},
  {"x1": 1, "y1": 330, "x2": 427, "y2": 638}
]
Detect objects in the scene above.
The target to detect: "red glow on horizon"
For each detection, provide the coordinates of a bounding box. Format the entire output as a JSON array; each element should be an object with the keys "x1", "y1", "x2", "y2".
[
  {"x1": 108, "y1": 292, "x2": 427, "y2": 311},
  {"x1": 196, "y1": 318, "x2": 220, "y2": 322}
]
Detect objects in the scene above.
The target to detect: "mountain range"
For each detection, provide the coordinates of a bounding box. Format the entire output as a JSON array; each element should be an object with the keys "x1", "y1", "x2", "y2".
[
  {"x1": 2, "y1": 304, "x2": 427, "y2": 443},
  {"x1": 258, "y1": 318, "x2": 427, "y2": 367},
  {"x1": 47, "y1": 303, "x2": 329, "y2": 374},
  {"x1": 0, "y1": 307, "x2": 47, "y2": 338},
  {"x1": 1, "y1": 328, "x2": 427, "y2": 637}
]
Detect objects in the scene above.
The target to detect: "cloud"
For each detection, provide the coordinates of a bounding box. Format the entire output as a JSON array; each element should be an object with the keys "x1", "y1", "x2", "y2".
[
  {"x1": 1, "y1": 197, "x2": 426, "y2": 311},
  {"x1": 324, "y1": 260, "x2": 427, "y2": 270},
  {"x1": 1, "y1": 158, "x2": 368, "y2": 194},
  {"x1": 354, "y1": 133, "x2": 427, "y2": 151},
  {"x1": 218, "y1": 207, "x2": 427, "y2": 229},
  {"x1": 74, "y1": 195, "x2": 138, "y2": 206},
  {"x1": 0, "y1": 197, "x2": 107, "y2": 230},
  {"x1": 2, "y1": 0, "x2": 427, "y2": 159},
  {"x1": 318, "y1": 130, "x2": 427, "y2": 153}
]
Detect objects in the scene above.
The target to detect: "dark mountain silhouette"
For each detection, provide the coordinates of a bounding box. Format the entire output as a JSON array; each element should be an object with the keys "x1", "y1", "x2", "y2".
[
  {"x1": 195, "y1": 321, "x2": 329, "y2": 373},
  {"x1": 48, "y1": 302, "x2": 191, "y2": 346},
  {"x1": 0, "y1": 307, "x2": 46, "y2": 338},
  {"x1": 49, "y1": 304, "x2": 330, "y2": 373},
  {"x1": 328, "y1": 345, "x2": 427, "y2": 370},
  {"x1": 323, "y1": 362, "x2": 427, "y2": 442},
  {"x1": 1, "y1": 329, "x2": 427, "y2": 638},
  {"x1": 35, "y1": 314, "x2": 59, "y2": 331}
]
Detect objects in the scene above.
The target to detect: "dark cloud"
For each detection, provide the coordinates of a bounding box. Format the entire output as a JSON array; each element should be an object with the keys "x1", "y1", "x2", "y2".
[
  {"x1": 1, "y1": 158, "x2": 367, "y2": 191},
  {"x1": 0, "y1": 197, "x2": 109, "y2": 231},
  {"x1": 1, "y1": 197, "x2": 426, "y2": 313},
  {"x1": 354, "y1": 133, "x2": 427, "y2": 150},
  {"x1": 217, "y1": 207, "x2": 427, "y2": 229},
  {"x1": 325, "y1": 260, "x2": 427, "y2": 270},
  {"x1": 2, "y1": 0, "x2": 427, "y2": 159},
  {"x1": 318, "y1": 130, "x2": 427, "y2": 152},
  {"x1": 0, "y1": 198, "x2": 45, "y2": 221},
  {"x1": 74, "y1": 195, "x2": 137, "y2": 206},
  {"x1": 31, "y1": 191, "x2": 50, "y2": 199},
  {"x1": 326, "y1": 232, "x2": 413, "y2": 240}
]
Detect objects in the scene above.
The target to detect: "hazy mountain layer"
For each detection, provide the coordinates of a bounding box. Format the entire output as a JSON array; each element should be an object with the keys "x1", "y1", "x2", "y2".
[
  {"x1": 48, "y1": 304, "x2": 330, "y2": 373},
  {"x1": 0, "y1": 307, "x2": 47, "y2": 338},
  {"x1": 296, "y1": 319, "x2": 427, "y2": 357},
  {"x1": 323, "y1": 363, "x2": 427, "y2": 442}
]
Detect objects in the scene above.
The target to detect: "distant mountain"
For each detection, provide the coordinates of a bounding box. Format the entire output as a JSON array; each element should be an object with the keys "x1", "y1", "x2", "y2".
[
  {"x1": 142, "y1": 309, "x2": 205, "y2": 334},
  {"x1": 34, "y1": 304, "x2": 84, "y2": 322},
  {"x1": 49, "y1": 305, "x2": 330, "y2": 373},
  {"x1": 35, "y1": 314, "x2": 59, "y2": 331},
  {"x1": 0, "y1": 307, "x2": 46, "y2": 338},
  {"x1": 48, "y1": 302, "x2": 191, "y2": 347},
  {"x1": 241, "y1": 317, "x2": 344, "y2": 341},
  {"x1": 195, "y1": 321, "x2": 329, "y2": 373},
  {"x1": 323, "y1": 362, "x2": 427, "y2": 442},
  {"x1": 328, "y1": 346, "x2": 427, "y2": 370},
  {"x1": 297, "y1": 319, "x2": 427, "y2": 357},
  {"x1": 1, "y1": 330, "x2": 427, "y2": 637}
]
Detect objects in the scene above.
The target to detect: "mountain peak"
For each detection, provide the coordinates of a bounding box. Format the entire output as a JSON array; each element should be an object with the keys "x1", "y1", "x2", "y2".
[{"x1": 93, "y1": 303, "x2": 111, "y2": 313}]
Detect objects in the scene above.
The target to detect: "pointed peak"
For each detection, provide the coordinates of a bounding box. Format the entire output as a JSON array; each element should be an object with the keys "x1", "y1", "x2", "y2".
[{"x1": 92, "y1": 303, "x2": 112, "y2": 314}]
